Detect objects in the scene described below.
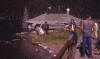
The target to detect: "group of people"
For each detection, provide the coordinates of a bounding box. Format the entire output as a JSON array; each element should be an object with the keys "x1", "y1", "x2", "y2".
[
  {"x1": 34, "y1": 15, "x2": 99, "y2": 58},
  {"x1": 34, "y1": 22, "x2": 49, "y2": 36},
  {"x1": 68, "y1": 15, "x2": 99, "y2": 58}
]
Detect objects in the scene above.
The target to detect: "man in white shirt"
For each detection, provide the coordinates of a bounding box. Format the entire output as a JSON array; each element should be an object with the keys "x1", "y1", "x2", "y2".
[
  {"x1": 94, "y1": 19, "x2": 98, "y2": 39},
  {"x1": 47, "y1": 6, "x2": 52, "y2": 14}
]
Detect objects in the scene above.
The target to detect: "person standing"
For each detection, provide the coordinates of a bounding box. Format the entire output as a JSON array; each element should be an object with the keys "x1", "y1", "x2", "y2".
[
  {"x1": 43, "y1": 22, "x2": 49, "y2": 35},
  {"x1": 94, "y1": 19, "x2": 98, "y2": 39},
  {"x1": 34, "y1": 24, "x2": 40, "y2": 35},
  {"x1": 47, "y1": 6, "x2": 52, "y2": 14},
  {"x1": 69, "y1": 19, "x2": 78, "y2": 44},
  {"x1": 80, "y1": 15, "x2": 96, "y2": 58},
  {"x1": 58, "y1": 5, "x2": 62, "y2": 13}
]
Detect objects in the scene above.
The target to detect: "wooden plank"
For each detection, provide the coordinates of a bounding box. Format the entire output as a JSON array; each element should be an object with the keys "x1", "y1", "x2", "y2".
[{"x1": 54, "y1": 36, "x2": 74, "y2": 59}]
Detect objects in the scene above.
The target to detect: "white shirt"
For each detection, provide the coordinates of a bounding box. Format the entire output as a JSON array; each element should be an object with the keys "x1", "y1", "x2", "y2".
[
  {"x1": 72, "y1": 24, "x2": 74, "y2": 31},
  {"x1": 28, "y1": 25, "x2": 31, "y2": 29},
  {"x1": 95, "y1": 22, "x2": 98, "y2": 31},
  {"x1": 48, "y1": 6, "x2": 52, "y2": 10}
]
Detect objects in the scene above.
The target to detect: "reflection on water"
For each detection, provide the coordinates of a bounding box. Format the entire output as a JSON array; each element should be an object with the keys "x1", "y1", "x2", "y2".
[
  {"x1": 32, "y1": 44, "x2": 54, "y2": 59},
  {"x1": 0, "y1": 37, "x2": 33, "y2": 59}
]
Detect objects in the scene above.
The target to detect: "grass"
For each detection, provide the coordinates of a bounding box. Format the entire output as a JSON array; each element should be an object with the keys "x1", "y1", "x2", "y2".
[
  {"x1": 32, "y1": 28, "x2": 83, "y2": 44},
  {"x1": 32, "y1": 28, "x2": 70, "y2": 44}
]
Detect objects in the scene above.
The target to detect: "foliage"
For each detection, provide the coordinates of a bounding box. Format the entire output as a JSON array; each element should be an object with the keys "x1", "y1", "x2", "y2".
[{"x1": 1, "y1": 0, "x2": 100, "y2": 19}]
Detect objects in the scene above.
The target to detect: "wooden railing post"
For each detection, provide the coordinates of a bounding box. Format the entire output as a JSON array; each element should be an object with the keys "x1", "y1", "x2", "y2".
[{"x1": 54, "y1": 35, "x2": 74, "y2": 59}]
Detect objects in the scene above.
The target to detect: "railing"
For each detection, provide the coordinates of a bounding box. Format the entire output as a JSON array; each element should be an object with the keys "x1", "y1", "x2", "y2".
[{"x1": 53, "y1": 35, "x2": 76, "y2": 59}]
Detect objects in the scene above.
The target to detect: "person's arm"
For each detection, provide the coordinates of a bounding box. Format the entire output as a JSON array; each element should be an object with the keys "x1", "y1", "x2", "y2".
[
  {"x1": 80, "y1": 25, "x2": 83, "y2": 31},
  {"x1": 47, "y1": 24, "x2": 49, "y2": 29},
  {"x1": 97, "y1": 22, "x2": 98, "y2": 31},
  {"x1": 68, "y1": 24, "x2": 72, "y2": 32}
]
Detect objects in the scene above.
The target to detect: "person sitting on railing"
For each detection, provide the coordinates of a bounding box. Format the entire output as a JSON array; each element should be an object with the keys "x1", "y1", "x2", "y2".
[
  {"x1": 68, "y1": 19, "x2": 78, "y2": 44},
  {"x1": 94, "y1": 37, "x2": 100, "y2": 55}
]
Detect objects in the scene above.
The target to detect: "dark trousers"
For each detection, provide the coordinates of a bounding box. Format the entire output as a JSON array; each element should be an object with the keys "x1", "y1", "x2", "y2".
[
  {"x1": 45, "y1": 29, "x2": 48, "y2": 35},
  {"x1": 71, "y1": 31, "x2": 78, "y2": 44},
  {"x1": 82, "y1": 32, "x2": 92, "y2": 56},
  {"x1": 47, "y1": 9, "x2": 50, "y2": 14}
]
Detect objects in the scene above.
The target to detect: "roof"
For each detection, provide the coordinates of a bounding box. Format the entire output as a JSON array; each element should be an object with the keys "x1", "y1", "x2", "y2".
[{"x1": 25, "y1": 13, "x2": 81, "y2": 25}]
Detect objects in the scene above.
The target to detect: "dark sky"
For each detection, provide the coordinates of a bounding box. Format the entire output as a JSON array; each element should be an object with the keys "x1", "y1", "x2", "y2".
[
  {"x1": 48, "y1": 0, "x2": 100, "y2": 18},
  {"x1": 0, "y1": 0, "x2": 47, "y2": 19},
  {"x1": 0, "y1": 0, "x2": 100, "y2": 19}
]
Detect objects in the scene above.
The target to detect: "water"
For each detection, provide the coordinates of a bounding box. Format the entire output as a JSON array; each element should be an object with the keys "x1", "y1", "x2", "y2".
[{"x1": 0, "y1": 38, "x2": 33, "y2": 59}]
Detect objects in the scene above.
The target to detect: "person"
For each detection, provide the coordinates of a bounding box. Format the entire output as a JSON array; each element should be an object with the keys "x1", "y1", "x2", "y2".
[
  {"x1": 28, "y1": 23, "x2": 32, "y2": 32},
  {"x1": 94, "y1": 37, "x2": 100, "y2": 54},
  {"x1": 47, "y1": 6, "x2": 52, "y2": 14},
  {"x1": 43, "y1": 22, "x2": 49, "y2": 35},
  {"x1": 34, "y1": 24, "x2": 40, "y2": 35},
  {"x1": 58, "y1": 5, "x2": 62, "y2": 13},
  {"x1": 93, "y1": 19, "x2": 98, "y2": 39},
  {"x1": 80, "y1": 15, "x2": 96, "y2": 58},
  {"x1": 69, "y1": 19, "x2": 78, "y2": 44}
]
